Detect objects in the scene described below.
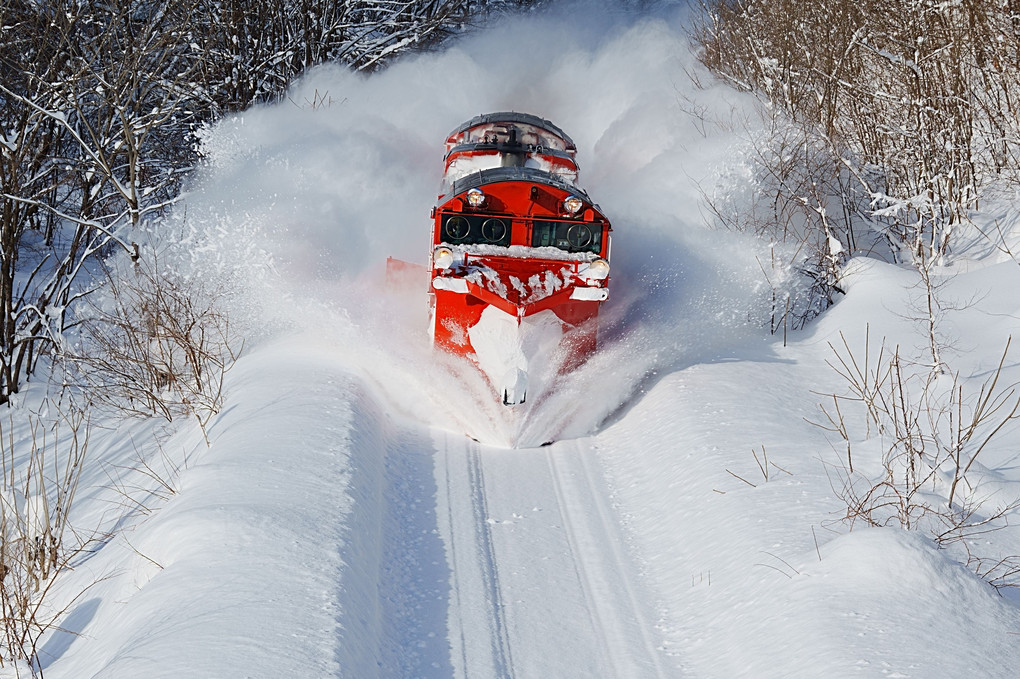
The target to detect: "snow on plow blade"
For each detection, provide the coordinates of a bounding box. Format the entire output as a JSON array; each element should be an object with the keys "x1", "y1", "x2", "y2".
[{"x1": 425, "y1": 112, "x2": 612, "y2": 405}]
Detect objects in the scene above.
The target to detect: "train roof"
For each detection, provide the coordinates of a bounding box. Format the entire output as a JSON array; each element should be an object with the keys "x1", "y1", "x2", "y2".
[
  {"x1": 444, "y1": 142, "x2": 576, "y2": 166},
  {"x1": 446, "y1": 112, "x2": 576, "y2": 150}
]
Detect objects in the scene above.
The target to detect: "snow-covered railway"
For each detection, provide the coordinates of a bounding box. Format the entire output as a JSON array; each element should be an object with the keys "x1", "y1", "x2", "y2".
[{"x1": 434, "y1": 432, "x2": 674, "y2": 678}]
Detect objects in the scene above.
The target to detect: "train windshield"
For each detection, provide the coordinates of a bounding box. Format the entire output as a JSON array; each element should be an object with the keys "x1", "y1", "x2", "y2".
[
  {"x1": 438, "y1": 214, "x2": 604, "y2": 256},
  {"x1": 440, "y1": 214, "x2": 512, "y2": 247},
  {"x1": 531, "y1": 220, "x2": 602, "y2": 254}
]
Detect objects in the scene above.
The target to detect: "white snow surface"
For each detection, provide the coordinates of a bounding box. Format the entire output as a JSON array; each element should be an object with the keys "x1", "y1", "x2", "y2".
[{"x1": 10, "y1": 2, "x2": 1020, "y2": 678}]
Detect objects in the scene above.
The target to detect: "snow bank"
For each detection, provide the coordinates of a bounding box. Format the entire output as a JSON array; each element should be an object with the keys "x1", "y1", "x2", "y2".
[{"x1": 40, "y1": 341, "x2": 397, "y2": 677}]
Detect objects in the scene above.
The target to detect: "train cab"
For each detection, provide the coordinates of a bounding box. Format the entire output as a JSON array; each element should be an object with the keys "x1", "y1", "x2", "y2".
[{"x1": 428, "y1": 112, "x2": 612, "y2": 405}]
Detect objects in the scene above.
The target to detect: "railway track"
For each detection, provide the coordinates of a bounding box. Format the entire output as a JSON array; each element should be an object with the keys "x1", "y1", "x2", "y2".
[{"x1": 434, "y1": 430, "x2": 675, "y2": 678}]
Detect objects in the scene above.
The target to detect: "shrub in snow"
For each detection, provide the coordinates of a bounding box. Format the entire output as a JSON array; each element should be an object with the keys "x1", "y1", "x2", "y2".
[
  {"x1": 0, "y1": 408, "x2": 89, "y2": 673},
  {"x1": 706, "y1": 120, "x2": 862, "y2": 335},
  {"x1": 67, "y1": 244, "x2": 242, "y2": 444},
  {"x1": 693, "y1": 0, "x2": 1020, "y2": 335},
  {"x1": 816, "y1": 331, "x2": 1020, "y2": 589}
]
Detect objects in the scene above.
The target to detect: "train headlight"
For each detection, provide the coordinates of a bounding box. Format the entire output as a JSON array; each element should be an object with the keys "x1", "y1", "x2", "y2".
[
  {"x1": 583, "y1": 258, "x2": 610, "y2": 281},
  {"x1": 466, "y1": 188, "x2": 486, "y2": 208},
  {"x1": 433, "y1": 246, "x2": 454, "y2": 270},
  {"x1": 563, "y1": 195, "x2": 584, "y2": 215}
]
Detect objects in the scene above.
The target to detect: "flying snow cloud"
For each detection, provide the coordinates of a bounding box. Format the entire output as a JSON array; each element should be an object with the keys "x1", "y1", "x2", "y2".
[{"x1": 178, "y1": 0, "x2": 770, "y2": 442}]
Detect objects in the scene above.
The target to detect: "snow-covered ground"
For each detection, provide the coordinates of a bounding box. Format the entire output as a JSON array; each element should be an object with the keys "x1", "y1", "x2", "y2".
[{"x1": 8, "y1": 2, "x2": 1020, "y2": 677}]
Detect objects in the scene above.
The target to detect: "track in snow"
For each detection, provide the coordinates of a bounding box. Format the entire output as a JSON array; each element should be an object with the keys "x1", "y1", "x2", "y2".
[{"x1": 434, "y1": 431, "x2": 676, "y2": 678}]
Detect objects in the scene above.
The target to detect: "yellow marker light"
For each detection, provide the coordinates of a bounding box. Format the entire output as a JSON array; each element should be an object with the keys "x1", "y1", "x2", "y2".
[
  {"x1": 434, "y1": 246, "x2": 454, "y2": 269},
  {"x1": 466, "y1": 188, "x2": 486, "y2": 208},
  {"x1": 563, "y1": 195, "x2": 584, "y2": 215}
]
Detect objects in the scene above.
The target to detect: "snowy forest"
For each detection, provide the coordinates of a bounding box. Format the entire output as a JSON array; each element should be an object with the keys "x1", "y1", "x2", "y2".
[
  {"x1": 2, "y1": 0, "x2": 1020, "y2": 676},
  {"x1": 0, "y1": 0, "x2": 537, "y2": 407},
  {"x1": 693, "y1": 0, "x2": 1020, "y2": 330}
]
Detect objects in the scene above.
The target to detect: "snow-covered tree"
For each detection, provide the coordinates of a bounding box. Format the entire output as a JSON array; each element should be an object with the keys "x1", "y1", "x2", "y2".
[
  {"x1": 695, "y1": 0, "x2": 1020, "y2": 265},
  {"x1": 0, "y1": 0, "x2": 532, "y2": 403}
]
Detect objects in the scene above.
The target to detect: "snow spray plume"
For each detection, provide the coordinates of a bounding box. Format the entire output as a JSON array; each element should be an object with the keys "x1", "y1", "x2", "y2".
[{"x1": 181, "y1": 0, "x2": 770, "y2": 444}]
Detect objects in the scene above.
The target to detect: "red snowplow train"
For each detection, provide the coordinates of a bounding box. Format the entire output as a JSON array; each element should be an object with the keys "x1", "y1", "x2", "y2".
[{"x1": 428, "y1": 112, "x2": 612, "y2": 406}]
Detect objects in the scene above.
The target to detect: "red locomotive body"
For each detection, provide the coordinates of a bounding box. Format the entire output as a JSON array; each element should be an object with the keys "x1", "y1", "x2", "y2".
[{"x1": 429, "y1": 112, "x2": 612, "y2": 405}]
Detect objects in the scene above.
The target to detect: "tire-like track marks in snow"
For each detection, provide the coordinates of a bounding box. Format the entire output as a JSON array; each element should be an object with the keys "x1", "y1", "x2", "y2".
[
  {"x1": 438, "y1": 432, "x2": 516, "y2": 679},
  {"x1": 434, "y1": 430, "x2": 677, "y2": 678},
  {"x1": 546, "y1": 443, "x2": 673, "y2": 679},
  {"x1": 467, "y1": 446, "x2": 516, "y2": 679}
]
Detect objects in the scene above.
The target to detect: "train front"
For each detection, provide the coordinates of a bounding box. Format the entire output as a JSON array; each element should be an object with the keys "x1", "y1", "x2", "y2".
[{"x1": 429, "y1": 113, "x2": 612, "y2": 406}]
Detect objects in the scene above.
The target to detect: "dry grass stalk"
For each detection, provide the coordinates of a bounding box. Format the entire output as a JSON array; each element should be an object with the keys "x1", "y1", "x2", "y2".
[
  {"x1": 0, "y1": 405, "x2": 93, "y2": 673},
  {"x1": 71, "y1": 253, "x2": 242, "y2": 445},
  {"x1": 814, "y1": 332, "x2": 1020, "y2": 589}
]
